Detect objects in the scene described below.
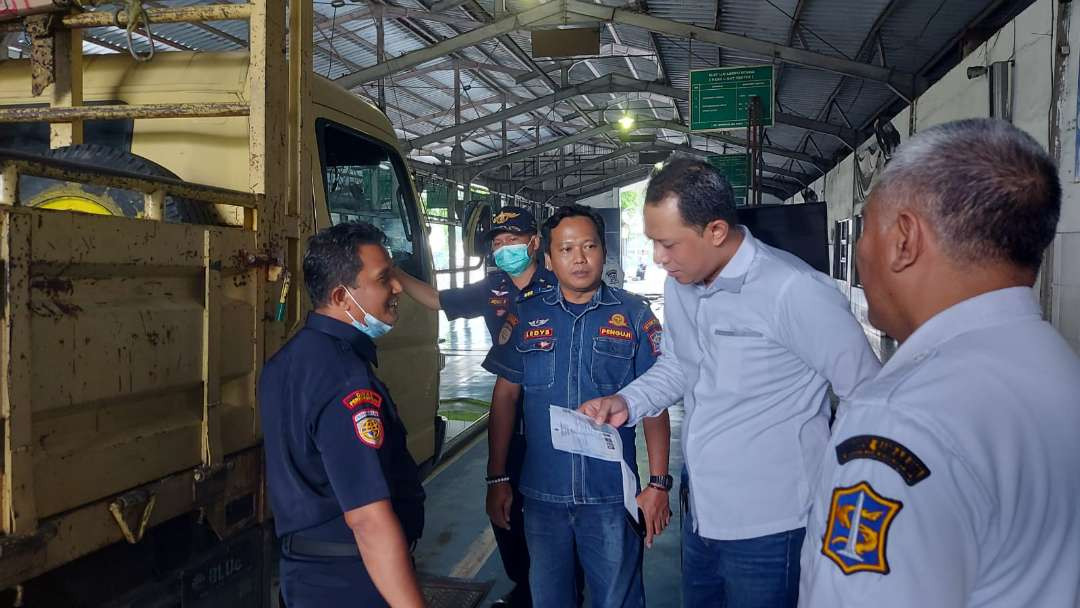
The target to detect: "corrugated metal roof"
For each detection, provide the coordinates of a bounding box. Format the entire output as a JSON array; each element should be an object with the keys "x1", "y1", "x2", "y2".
[{"x1": 13, "y1": 0, "x2": 1036, "y2": 200}]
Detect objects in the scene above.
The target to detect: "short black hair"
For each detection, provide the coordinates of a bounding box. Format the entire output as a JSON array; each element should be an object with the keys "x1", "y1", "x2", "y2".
[
  {"x1": 303, "y1": 221, "x2": 387, "y2": 307},
  {"x1": 541, "y1": 203, "x2": 606, "y2": 255},
  {"x1": 877, "y1": 118, "x2": 1061, "y2": 269},
  {"x1": 645, "y1": 156, "x2": 737, "y2": 232}
]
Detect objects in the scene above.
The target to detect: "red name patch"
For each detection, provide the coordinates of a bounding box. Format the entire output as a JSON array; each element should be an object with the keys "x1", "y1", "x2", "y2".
[
  {"x1": 524, "y1": 327, "x2": 553, "y2": 340},
  {"x1": 342, "y1": 389, "x2": 382, "y2": 410},
  {"x1": 599, "y1": 327, "x2": 633, "y2": 340}
]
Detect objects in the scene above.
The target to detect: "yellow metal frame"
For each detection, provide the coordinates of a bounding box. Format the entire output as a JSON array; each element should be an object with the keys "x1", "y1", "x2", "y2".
[{"x1": 0, "y1": 0, "x2": 297, "y2": 586}]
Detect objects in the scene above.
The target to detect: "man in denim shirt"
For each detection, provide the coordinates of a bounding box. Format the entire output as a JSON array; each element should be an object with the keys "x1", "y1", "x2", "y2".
[{"x1": 484, "y1": 204, "x2": 671, "y2": 608}]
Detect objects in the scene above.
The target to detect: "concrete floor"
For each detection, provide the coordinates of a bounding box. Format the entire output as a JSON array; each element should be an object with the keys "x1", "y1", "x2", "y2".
[{"x1": 423, "y1": 290, "x2": 684, "y2": 607}]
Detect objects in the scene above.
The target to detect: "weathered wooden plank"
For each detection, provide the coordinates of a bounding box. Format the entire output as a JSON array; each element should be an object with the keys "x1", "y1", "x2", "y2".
[
  {"x1": 3, "y1": 211, "x2": 36, "y2": 534},
  {"x1": 202, "y1": 230, "x2": 223, "y2": 468}
]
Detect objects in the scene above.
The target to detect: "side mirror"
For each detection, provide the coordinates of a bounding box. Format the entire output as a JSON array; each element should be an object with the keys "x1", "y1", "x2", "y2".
[{"x1": 462, "y1": 202, "x2": 492, "y2": 258}]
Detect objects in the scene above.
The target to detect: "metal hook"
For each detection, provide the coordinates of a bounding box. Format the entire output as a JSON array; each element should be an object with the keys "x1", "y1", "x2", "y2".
[{"x1": 114, "y1": 1, "x2": 154, "y2": 63}]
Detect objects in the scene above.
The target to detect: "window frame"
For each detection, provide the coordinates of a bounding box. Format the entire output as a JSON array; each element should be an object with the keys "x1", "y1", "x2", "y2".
[{"x1": 315, "y1": 117, "x2": 429, "y2": 282}]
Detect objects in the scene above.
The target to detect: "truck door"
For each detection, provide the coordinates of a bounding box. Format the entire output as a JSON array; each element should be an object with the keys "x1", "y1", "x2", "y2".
[{"x1": 311, "y1": 118, "x2": 440, "y2": 465}]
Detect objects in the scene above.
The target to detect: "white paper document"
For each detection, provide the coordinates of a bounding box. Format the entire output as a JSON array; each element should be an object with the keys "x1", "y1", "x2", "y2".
[{"x1": 549, "y1": 406, "x2": 639, "y2": 522}]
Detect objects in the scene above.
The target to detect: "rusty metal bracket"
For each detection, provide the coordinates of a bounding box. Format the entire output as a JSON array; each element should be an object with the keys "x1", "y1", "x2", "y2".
[
  {"x1": 24, "y1": 14, "x2": 56, "y2": 97},
  {"x1": 108, "y1": 489, "x2": 156, "y2": 544}
]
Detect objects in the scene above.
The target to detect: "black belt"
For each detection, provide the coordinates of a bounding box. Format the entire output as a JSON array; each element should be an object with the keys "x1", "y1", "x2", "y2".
[{"x1": 282, "y1": 534, "x2": 359, "y2": 558}]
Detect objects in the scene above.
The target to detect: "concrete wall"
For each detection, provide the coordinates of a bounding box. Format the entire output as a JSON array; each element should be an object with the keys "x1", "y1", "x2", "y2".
[{"x1": 792, "y1": 0, "x2": 1080, "y2": 354}]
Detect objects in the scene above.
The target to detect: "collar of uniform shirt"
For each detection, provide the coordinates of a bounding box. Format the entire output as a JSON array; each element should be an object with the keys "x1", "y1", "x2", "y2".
[
  {"x1": 306, "y1": 311, "x2": 379, "y2": 365},
  {"x1": 879, "y1": 286, "x2": 1040, "y2": 377},
  {"x1": 543, "y1": 280, "x2": 622, "y2": 311},
  {"x1": 697, "y1": 226, "x2": 757, "y2": 295}
]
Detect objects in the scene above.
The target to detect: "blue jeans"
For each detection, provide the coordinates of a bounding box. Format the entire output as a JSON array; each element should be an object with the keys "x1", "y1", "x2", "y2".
[
  {"x1": 681, "y1": 501, "x2": 804, "y2": 608},
  {"x1": 523, "y1": 498, "x2": 644, "y2": 608}
]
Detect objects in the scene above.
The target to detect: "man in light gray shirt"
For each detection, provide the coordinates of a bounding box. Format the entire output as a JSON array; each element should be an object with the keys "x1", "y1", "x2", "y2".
[{"x1": 581, "y1": 157, "x2": 880, "y2": 608}]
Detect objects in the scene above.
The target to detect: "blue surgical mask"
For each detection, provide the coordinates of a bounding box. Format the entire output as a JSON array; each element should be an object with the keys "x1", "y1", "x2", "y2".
[
  {"x1": 342, "y1": 286, "x2": 394, "y2": 340},
  {"x1": 493, "y1": 243, "x2": 532, "y2": 277}
]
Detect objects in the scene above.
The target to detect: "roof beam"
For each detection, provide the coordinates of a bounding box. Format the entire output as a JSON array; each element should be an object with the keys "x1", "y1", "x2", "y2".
[
  {"x1": 336, "y1": 1, "x2": 564, "y2": 90},
  {"x1": 346, "y1": 5, "x2": 481, "y2": 29},
  {"x1": 406, "y1": 74, "x2": 858, "y2": 150},
  {"x1": 555, "y1": 165, "x2": 654, "y2": 202},
  {"x1": 394, "y1": 58, "x2": 533, "y2": 81},
  {"x1": 562, "y1": 165, "x2": 652, "y2": 195},
  {"x1": 340, "y1": 0, "x2": 923, "y2": 97},
  {"x1": 521, "y1": 144, "x2": 651, "y2": 186},
  {"x1": 469, "y1": 116, "x2": 827, "y2": 176}
]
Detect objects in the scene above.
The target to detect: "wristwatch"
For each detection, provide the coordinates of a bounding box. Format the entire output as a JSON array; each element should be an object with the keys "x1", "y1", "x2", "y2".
[{"x1": 648, "y1": 474, "x2": 673, "y2": 491}]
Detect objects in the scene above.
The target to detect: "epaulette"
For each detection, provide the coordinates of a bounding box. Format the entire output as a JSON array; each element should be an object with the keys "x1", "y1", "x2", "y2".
[{"x1": 517, "y1": 283, "x2": 556, "y2": 302}]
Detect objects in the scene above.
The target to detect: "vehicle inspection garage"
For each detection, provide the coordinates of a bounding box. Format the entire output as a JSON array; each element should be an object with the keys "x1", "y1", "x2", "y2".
[{"x1": 0, "y1": 0, "x2": 1078, "y2": 607}]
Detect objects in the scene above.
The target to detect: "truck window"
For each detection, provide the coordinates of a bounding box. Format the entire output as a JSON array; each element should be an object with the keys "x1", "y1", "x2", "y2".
[{"x1": 316, "y1": 119, "x2": 424, "y2": 280}]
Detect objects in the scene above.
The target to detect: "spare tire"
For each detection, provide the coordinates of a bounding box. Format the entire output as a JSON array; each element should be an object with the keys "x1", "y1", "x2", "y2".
[{"x1": 20, "y1": 144, "x2": 222, "y2": 225}]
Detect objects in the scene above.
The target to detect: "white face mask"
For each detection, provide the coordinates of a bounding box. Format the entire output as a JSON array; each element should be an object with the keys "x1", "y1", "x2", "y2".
[{"x1": 341, "y1": 285, "x2": 393, "y2": 339}]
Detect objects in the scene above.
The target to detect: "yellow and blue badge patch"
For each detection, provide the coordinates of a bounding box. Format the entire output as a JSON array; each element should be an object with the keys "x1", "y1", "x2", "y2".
[
  {"x1": 353, "y1": 408, "x2": 384, "y2": 448},
  {"x1": 608, "y1": 313, "x2": 629, "y2": 327},
  {"x1": 821, "y1": 481, "x2": 902, "y2": 575}
]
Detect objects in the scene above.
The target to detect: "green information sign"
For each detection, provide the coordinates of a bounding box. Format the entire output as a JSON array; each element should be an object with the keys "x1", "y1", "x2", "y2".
[
  {"x1": 690, "y1": 66, "x2": 774, "y2": 131},
  {"x1": 708, "y1": 154, "x2": 749, "y2": 206}
]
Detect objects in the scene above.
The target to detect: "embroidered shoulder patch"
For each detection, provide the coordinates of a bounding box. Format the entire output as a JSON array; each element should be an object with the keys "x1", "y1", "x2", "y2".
[
  {"x1": 821, "y1": 481, "x2": 902, "y2": 575},
  {"x1": 353, "y1": 408, "x2": 384, "y2": 448},
  {"x1": 647, "y1": 329, "x2": 662, "y2": 356},
  {"x1": 498, "y1": 314, "x2": 519, "y2": 345},
  {"x1": 342, "y1": 389, "x2": 382, "y2": 410},
  {"x1": 642, "y1": 318, "x2": 659, "y2": 333},
  {"x1": 836, "y1": 435, "x2": 931, "y2": 486}
]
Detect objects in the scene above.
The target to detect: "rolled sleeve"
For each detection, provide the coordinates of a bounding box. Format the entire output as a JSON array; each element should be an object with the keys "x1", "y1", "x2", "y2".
[
  {"x1": 440, "y1": 279, "x2": 490, "y2": 320},
  {"x1": 481, "y1": 319, "x2": 524, "y2": 383},
  {"x1": 311, "y1": 382, "x2": 391, "y2": 512}
]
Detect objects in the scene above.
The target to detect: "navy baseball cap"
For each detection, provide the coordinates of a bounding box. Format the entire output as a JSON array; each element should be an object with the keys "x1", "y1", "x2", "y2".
[{"x1": 484, "y1": 206, "x2": 537, "y2": 242}]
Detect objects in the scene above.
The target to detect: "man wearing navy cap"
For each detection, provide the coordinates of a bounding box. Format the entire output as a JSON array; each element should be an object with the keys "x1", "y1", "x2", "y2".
[
  {"x1": 260, "y1": 222, "x2": 426, "y2": 607},
  {"x1": 397, "y1": 205, "x2": 560, "y2": 607}
]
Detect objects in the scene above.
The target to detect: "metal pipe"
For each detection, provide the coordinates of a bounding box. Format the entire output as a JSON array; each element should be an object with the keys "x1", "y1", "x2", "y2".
[
  {"x1": 0, "y1": 103, "x2": 249, "y2": 123},
  {"x1": 0, "y1": 151, "x2": 257, "y2": 208},
  {"x1": 61, "y1": 4, "x2": 253, "y2": 29}
]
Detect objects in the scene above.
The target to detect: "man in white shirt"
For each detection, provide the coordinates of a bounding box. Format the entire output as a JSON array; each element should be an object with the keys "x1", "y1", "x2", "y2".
[
  {"x1": 580, "y1": 157, "x2": 881, "y2": 607},
  {"x1": 797, "y1": 119, "x2": 1080, "y2": 607}
]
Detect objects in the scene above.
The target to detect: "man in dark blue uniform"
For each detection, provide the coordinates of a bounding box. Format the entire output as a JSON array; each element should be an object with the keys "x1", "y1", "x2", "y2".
[
  {"x1": 260, "y1": 222, "x2": 426, "y2": 608},
  {"x1": 483, "y1": 204, "x2": 672, "y2": 608},
  {"x1": 395, "y1": 206, "x2": 556, "y2": 607}
]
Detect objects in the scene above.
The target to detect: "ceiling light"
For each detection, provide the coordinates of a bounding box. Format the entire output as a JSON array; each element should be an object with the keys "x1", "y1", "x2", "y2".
[{"x1": 618, "y1": 114, "x2": 635, "y2": 131}]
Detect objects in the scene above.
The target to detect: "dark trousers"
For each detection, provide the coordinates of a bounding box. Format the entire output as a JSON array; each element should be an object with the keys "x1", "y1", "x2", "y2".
[{"x1": 680, "y1": 470, "x2": 803, "y2": 608}]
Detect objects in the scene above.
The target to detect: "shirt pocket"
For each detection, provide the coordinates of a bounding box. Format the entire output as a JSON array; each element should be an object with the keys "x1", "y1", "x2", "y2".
[
  {"x1": 708, "y1": 326, "x2": 767, "y2": 393},
  {"x1": 516, "y1": 339, "x2": 556, "y2": 388},
  {"x1": 590, "y1": 337, "x2": 635, "y2": 392}
]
